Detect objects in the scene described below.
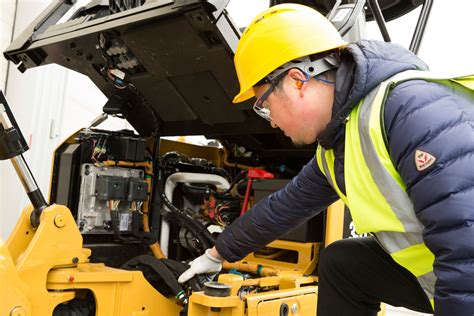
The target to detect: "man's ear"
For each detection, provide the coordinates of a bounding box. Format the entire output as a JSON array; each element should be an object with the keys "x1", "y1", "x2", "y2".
[{"x1": 288, "y1": 68, "x2": 308, "y2": 90}]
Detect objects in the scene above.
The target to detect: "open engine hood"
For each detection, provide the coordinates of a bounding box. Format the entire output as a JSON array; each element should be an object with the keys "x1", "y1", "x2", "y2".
[
  {"x1": 5, "y1": 0, "x2": 303, "y2": 159},
  {"x1": 3, "y1": 0, "x2": 421, "y2": 158}
]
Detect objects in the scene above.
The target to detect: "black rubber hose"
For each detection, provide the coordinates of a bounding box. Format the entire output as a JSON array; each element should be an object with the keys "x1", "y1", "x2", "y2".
[
  {"x1": 161, "y1": 152, "x2": 231, "y2": 182},
  {"x1": 181, "y1": 183, "x2": 213, "y2": 205},
  {"x1": 224, "y1": 170, "x2": 246, "y2": 194},
  {"x1": 157, "y1": 169, "x2": 216, "y2": 248},
  {"x1": 163, "y1": 214, "x2": 211, "y2": 252},
  {"x1": 122, "y1": 255, "x2": 188, "y2": 305},
  {"x1": 211, "y1": 167, "x2": 231, "y2": 182},
  {"x1": 160, "y1": 193, "x2": 216, "y2": 246}
]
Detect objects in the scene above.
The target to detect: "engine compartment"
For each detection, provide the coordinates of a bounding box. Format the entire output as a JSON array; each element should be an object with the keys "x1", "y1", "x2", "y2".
[{"x1": 48, "y1": 127, "x2": 326, "y2": 311}]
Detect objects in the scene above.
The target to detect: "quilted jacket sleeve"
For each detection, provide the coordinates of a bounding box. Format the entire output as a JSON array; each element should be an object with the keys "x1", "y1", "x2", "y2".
[
  {"x1": 384, "y1": 80, "x2": 474, "y2": 316},
  {"x1": 215, "y1": 157, "x2": 339, "y2": 262}
]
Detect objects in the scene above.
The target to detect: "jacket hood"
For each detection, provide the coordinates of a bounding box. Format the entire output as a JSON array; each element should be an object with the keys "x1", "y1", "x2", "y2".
[{"x1": 318, "y1": 40, "x2": 428, "y2": 149}]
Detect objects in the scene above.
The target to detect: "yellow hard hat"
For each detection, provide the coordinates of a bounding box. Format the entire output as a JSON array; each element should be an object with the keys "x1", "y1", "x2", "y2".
[{"x1": 233, "y1": 4, "x2": 347, "y2": 103}]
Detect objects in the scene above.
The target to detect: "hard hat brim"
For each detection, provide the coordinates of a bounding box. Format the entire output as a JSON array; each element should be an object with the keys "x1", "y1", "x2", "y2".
[{"x1": 233, "y1": 89, "x2": 254, "y2": 104}]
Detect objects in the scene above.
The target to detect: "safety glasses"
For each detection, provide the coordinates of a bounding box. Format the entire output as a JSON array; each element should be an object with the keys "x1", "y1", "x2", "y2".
[{"x1": 253, "y1": 83, "x2": 275, "y2": 122}]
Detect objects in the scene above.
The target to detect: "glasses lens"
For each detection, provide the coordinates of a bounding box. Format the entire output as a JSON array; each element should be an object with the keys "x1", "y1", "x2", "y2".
[
  {"x1": 253, "y1": 85, "x2": 274, "y2": 121},
  {"x1": 254, "y1": 101, "x2": 271, "y2": 121}
]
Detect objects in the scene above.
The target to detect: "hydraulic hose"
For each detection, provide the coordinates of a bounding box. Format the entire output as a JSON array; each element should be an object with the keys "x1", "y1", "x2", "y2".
[
  {"x1": 159, "y1": 171, "x2": 230, "y2": 256},
  {"x1": 222, "y1": 262, "x2": 279, "y2": 277},
  {"x1": 224, "y1": 170, "x2": 246, "y2": 194},
  {"x1": 159, "y1": 186, "x2": 216, "y2": 246},
  {"x1": 156, "y1": 171, "x2": 216, "y2": 254}
]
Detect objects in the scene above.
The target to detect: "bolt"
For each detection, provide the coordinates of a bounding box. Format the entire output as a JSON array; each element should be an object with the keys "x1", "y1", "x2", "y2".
[
  {"x1": 72, "y1": 257, "x2": 79, "y2": 264},
  {"x1": 10, "y1": 306, "x2": 26, "y2": 316},
  {"x1": 54, "y1": 215, "x2": 66, "y2": 228},
  {"x1": 291, "y1": 303, "x2": 298, "y2": 314}
]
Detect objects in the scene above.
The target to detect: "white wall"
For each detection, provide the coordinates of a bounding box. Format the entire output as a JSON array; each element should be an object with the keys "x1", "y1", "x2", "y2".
[
  {"x1": 0, "y1": 0, "x2": 17, "y2": 238},
  {"x1": 0, "y1": 0, "x2": 129, "y2": 239},
  {"x1": 226, "y1": 0, "x2": 474, "y2": 74},
  {"x1": 365, "y1": 1, "x2": 474, "y2": 74},
  {"x1": 0, "y1": 0, "x2": 17, "y2": 241},
  {"x1": 0, "y1": 0, "x2": 16, "y2": 91}
]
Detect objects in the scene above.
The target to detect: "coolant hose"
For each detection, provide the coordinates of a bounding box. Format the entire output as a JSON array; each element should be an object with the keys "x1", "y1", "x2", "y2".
[{"x1": 158, "y1": 172, "x2": 229, "y2": 257}]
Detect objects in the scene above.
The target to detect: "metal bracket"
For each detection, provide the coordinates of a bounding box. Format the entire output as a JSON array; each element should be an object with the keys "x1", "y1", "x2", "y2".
[
  {"x1": 367, "y1": 0, "x2": 391, "y2": 42},
  {"x1": 409, "y1": 0, "x2": 433, "y2": 54}
]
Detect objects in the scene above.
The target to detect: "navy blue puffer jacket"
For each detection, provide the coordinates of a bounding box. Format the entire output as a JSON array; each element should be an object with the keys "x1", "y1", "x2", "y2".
[{"x1": 215, "y1": 40, "x2": 474, "y2": 315}]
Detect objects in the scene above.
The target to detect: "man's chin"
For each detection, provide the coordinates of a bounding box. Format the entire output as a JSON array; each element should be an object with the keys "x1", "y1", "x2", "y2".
[
  {"x1": 287, "y1": 133, "x2": 318, "y2": 147},
  {"x1": 291, "y1": 138, "x2": 312, "y2": 148}
]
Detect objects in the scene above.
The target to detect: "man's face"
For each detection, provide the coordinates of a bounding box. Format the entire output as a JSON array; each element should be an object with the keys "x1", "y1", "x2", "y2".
[{"x1": 253, "y1": 69, "x2": 335, "y2": 145}]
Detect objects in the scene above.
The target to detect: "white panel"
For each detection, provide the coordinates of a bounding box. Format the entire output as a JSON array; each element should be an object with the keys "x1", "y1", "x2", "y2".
[
  {"x1": 365, "y1": 0, "x2": 474, "y2": 74},
  {"x1": 0, "y1": 0, "x2": 52, "y2": 239},
  {"x1": 0, "y1": 0, "x2": 16, "y2": 92},
  {"x1": 0, "y1": 0, "x2": 17, "y2": 239},
  {"x1": 416, "y1": 0, "x2": 474, "y2": 74},
  {"x1": 0, "y1": 0, "x2": 132, "y2": 240}
]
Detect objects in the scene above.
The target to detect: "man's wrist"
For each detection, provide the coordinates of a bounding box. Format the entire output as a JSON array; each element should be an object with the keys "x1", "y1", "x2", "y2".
[{"x1": 206, "y1": 247, "x2": 224, "y2": 263}]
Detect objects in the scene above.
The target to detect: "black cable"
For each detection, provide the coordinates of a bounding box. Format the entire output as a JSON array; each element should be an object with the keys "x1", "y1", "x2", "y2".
[
  {"x1": 160, "y1": 193, "x2": 216, "y2": 246},
  {"x1": 161, "y1": 211, "x2": 212, "y2": 252},
  {"x1": 122, "y1": 255, "x2": 189, "y2": 305},
  {"x1": 224, "y1": 170, "x2": 246, "y2": 194},
  {"x1": 211, "y1": 167, "x2": 232, "y2": 182},
  {"x1": 157, "y1": 169, "x2": 216, "y2": 249}
]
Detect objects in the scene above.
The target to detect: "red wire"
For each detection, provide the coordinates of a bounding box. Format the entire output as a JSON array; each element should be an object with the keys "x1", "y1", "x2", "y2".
[{"x1": 240, "y1": 178, "x2": 253, "y2": 216}]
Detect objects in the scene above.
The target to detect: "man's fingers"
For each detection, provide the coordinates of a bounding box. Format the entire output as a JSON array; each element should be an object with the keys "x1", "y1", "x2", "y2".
[{"x1": 178, "y1": 268, "x2": 195, "y2": 284}]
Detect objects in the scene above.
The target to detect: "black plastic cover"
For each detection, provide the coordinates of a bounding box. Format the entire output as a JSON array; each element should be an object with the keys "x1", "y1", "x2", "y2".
[
  {"x1": 96, "y1": 176, "x2": 127, "y2": 201},
  {"x1": 0, "y1": 91, "x2": 28, "y2": 160},
  {"x1": 108, "y1": 136, "x2": 146, "y2": 162},
  {"x1": 126, "y1": 178, "x2": 148, "y2": 202},
  {"x1": 253, "y1": 179, "x2": 324, "y2": 243},
  {"x1": 3, "y1": 1, "x2": 258, "y2": 138}
]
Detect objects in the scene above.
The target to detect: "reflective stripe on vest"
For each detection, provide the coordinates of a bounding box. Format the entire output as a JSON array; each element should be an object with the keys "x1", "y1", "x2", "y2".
[{"x1": 316, "y1": 70, "x2": 474, "y2": 308}]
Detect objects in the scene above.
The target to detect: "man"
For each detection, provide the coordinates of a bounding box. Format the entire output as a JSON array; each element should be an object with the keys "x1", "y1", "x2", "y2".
[{"x1": 178, "y1": 4, "x2": 474, "y2": 315}]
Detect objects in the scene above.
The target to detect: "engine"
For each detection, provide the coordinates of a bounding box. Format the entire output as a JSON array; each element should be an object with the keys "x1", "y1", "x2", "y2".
[
  {"x1": 49, "y1": 127, "x2": 323, "y2": 310},
  {"x1": 50, "y1": 128, "x2": 258, "y2": 261}
]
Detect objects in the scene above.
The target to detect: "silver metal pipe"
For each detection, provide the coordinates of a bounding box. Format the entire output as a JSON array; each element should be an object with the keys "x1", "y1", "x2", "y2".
[
  {"x1": 11, "y1": 155, "x2": 38, "y2": 193},
  {"x1": 0, "y1": 103, "x2": 38, "y2": 193}
]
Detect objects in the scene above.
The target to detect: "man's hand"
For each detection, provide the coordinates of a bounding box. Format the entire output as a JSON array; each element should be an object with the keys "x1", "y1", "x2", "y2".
[{"x1": 178, "y1": 248, "x2": 224, "y2": 283}]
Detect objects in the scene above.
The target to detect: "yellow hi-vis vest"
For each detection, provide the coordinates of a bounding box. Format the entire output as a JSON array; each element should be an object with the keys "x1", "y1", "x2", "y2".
[{"x1": 316, "y1": 70, "x2": 474, "y2": 309}]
